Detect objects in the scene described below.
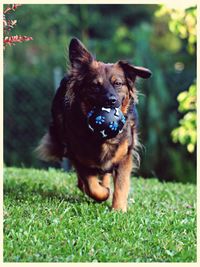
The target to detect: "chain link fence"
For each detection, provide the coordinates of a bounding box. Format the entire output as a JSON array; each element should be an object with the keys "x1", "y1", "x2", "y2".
[{"x1": 4, "y1": 66, "x2": 72, "y2": 170}]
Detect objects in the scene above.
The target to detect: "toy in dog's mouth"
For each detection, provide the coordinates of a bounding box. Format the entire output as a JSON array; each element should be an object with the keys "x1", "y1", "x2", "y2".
[{"x1": 87, "y1": 106, "x2": 126, "y2": 139}]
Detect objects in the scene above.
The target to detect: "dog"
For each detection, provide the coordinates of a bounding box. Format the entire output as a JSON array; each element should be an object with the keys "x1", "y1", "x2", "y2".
[{"x1": 36, "y1": 38, "x2": 152, "y2": 212}]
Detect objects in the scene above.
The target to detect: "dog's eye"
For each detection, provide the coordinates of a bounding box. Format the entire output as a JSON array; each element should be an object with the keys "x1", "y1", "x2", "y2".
[{"x1": 114, "y1": 81, "x2": 123, "y2": 87}]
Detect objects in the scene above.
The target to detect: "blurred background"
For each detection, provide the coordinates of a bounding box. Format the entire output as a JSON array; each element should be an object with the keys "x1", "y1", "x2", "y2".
[{"x1": 4, "y1": 4, "x2": 196, "y2": 183}]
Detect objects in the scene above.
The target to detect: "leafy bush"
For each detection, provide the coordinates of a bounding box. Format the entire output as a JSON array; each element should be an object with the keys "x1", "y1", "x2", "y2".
[
  {"x1": 172, "y1": 83, "x2": 196, "y2": 153},
  {"x1": 3, "y1": 4, "x2": 33, "y2": 49}
]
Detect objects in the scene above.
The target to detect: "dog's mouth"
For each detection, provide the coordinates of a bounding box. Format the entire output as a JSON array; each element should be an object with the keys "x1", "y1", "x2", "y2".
[
  {"x1": 86, "y1": 95, "x2": 121, "y2": 108},
  {"x1": 81, "y1": 96, "x2": 125, "y2": 118}
]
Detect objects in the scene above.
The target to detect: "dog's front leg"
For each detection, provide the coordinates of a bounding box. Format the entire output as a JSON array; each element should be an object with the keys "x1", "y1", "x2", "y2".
[
  {"x1": 112, "y1": 154, "x2": 132, "y2": 212},
  {"x1": 101, "y1": 173, "x2": 111, "y2": 189},
  {"x1": 75, "y1": 166, "x2": 110, "y2": 202},
  {"x1": 86, "y1": 175, "x2": 110, "y2": 202}
]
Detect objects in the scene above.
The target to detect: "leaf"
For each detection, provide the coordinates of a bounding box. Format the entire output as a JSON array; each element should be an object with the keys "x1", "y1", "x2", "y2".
[{"x1": 187, "y1": 143, "x2": 195, "y2": 153}]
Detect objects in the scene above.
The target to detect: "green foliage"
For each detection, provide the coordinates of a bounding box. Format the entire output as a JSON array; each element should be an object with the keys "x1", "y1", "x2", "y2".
[
  {"x1": 4, "y1": 4, "x2": 196, "y2": 183},
  {"x1": 4, "y1": 167, "x2": 196, "y2": 262},
  {"x1": 177, "y1": 84, "x2": 196, "y2": 112},
  {"x1": 172, "y1": 83, "x2": 196, "y2": 153},
  {"x1": 156, "y1": 5, "x2": 197, "y2": 154},
  {"x1": 155, "y1": 5, "x2": 196, "y2": 54}
]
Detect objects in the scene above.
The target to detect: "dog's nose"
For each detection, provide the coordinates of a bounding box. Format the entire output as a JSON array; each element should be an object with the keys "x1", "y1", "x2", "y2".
[{"x1": 105, "y1": 95, "x2": 117, "y2": 107}]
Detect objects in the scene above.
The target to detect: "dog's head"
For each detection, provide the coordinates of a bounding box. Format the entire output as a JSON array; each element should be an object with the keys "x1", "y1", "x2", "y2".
[{"x1": 68, "y1": 38, "x2": 152, "y2": 115}]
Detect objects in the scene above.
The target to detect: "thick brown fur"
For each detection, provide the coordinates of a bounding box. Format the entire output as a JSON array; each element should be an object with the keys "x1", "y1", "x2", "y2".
[{"x1": 36, "y1": 38, "x2": 151, "y2": 212}]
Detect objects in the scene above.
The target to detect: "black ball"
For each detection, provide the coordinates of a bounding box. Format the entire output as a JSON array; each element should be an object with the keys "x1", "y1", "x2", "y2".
[{"x1": 87, "y1": 106, "x2": 126, "y2": 139}]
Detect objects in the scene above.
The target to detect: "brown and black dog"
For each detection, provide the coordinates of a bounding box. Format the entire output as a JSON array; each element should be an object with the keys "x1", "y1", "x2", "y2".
[{"x1": 37, "y1": 38, "x2": 152, "y2": 212}]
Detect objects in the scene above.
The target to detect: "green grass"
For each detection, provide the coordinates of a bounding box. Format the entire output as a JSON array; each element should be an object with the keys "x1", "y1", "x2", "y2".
[{"x1": 3, "y1": 167, "x2": 196, "y2": 262}]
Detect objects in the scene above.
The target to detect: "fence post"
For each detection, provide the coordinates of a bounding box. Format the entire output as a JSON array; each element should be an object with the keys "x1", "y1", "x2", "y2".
[{"x1": 53, "y1": 67, "x2": 71, "y2": 172}]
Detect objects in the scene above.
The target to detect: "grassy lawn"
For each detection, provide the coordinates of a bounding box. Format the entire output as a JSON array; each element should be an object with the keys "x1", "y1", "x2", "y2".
[{"x1": 3, "y1": 167, "x2": 196, "y2": 262}]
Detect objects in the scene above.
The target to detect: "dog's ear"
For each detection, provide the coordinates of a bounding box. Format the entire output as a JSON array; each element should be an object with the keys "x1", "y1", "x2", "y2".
[
  {"x1": 118, "y1": 60, "x2": 152, "y2": 80},
  {"x1": 69, "y1": 38, "x2": 93, "y2": 69}
]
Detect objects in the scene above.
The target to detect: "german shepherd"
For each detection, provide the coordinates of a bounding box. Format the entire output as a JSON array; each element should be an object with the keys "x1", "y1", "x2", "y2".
[{"x1": 37, "y1": 38, "x2": 152, "y2": 212}]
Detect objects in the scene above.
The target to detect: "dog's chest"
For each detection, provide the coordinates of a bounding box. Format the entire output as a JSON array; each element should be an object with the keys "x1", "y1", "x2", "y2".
[
  {"x1": 66, "y1": 106, "x2": 130, "y2": 170},
  {"x1": 71, "y1": 136, "x2": 115, "y2": 164},
  {"x1": 70, "y1": 135, "x2": 128, "y2": 170}
]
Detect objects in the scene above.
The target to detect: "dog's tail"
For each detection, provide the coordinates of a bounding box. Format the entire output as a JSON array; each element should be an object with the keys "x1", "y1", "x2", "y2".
[{"x1": 35, "y1": 132, "x2": 61, "y2": 162}]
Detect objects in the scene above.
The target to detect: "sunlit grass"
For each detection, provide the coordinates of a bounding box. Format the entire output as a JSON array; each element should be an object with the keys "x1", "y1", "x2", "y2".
[{"x1": 3, "y1": 167, "x2": 196, "y2": 262}]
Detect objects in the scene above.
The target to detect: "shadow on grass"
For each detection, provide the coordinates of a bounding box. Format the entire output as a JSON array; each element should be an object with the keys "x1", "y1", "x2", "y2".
[{"x1": 3, "y1": 180, "x2": 94, "y2": 205}]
